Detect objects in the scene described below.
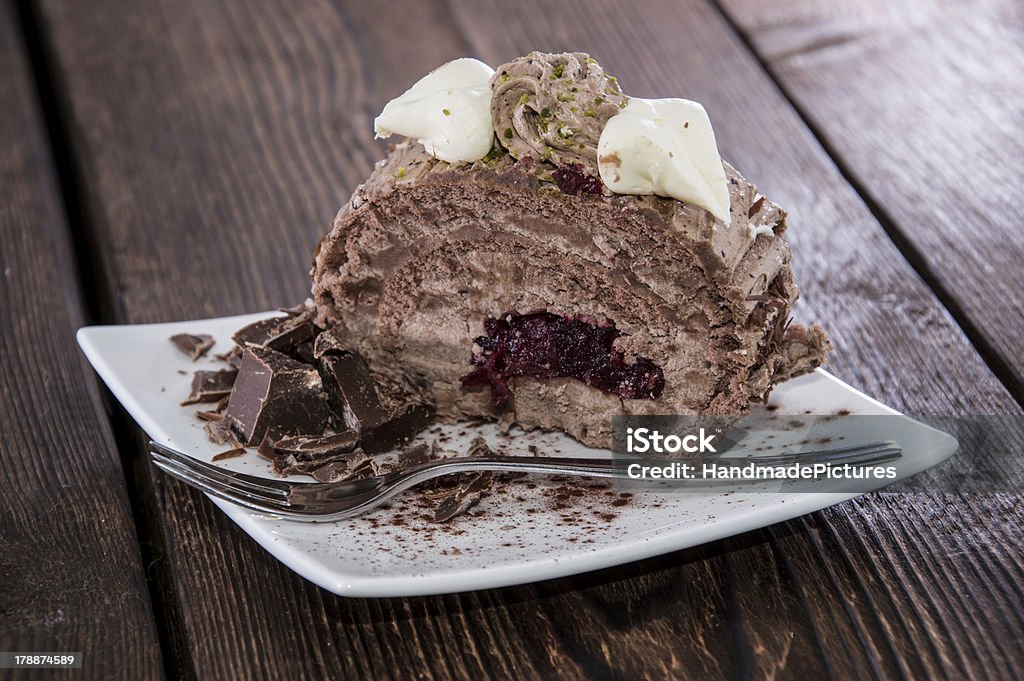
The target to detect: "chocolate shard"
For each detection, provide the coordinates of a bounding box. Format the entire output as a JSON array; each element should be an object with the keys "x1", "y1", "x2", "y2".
[
  {"x1": 316, "y1": 352, "x2": 389, "y2": 431},
  {"x1": 256, "y1": 430, "x2": 283, "y2": 461},
  {"x1": 181, "y1": 369, "x2": 238, "y2": 406},
  {"x1": 361, "y1": 402, "x2": 435, "y2": 454},
  {"x1": 225, "y1": 347, "x2": 330, "y2": 445},
  {"x1": 213, "y1": 395, "x2": 230, "y2": 413},
  {"x1": 310, "y1": 452, "x2": 376, "y2": 483},
  {"x1": 432, "y1": 472, "x2": 492, "y2": 522},
  {"x1": 203, "y1": 415, "x2": 235, "y2": 445},
  {"x1": 273, "y1": 431, "x2": 359, "y2": 459},
  {"x1": 466, "y1": 435, "x2": 496, "y2": 458},
  {"x1": 231, "y1": 316, "x2": 286, "y2": 346},
  {"x1": 216, "y1": 346, "x2": 243, "y2": 367},
  {"x1": 170, "y1": 333, "x2": 215, "y2": 361},
  {"x1": 232, "y1": 311, "x2": 316, "y2": 354}
]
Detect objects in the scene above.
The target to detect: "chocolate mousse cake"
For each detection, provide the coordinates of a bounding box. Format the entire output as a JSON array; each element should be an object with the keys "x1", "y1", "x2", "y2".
[{"x1": 311, "y1": 52, "x2": 830, "y2": 448}]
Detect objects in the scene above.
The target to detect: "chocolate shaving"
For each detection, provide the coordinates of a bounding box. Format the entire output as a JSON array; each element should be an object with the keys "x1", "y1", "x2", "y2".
[
  {"x1": 212, "y1": 447, "x2": 246, "y2": 462},
  {"x1": 310, "y1": 452, "x2": 375, "y2": 483},
  {"x1": 432, "y1": 472, "x2": 492, "y2": 522},
  {"x1": 274, "y1": 431, "x2": 359, "y2": 459},
  {"x1": 170, "y1": 333, "x2": 215, "y2": 361},
  {"x1": 273, "y1": 447, "x2": 369, "y2": 476},
  {"x1": 466, "y1": 435, "x2": 496, "y2": 458},
  {"x1": 181, "y1": 369, "x2": 238, "y2": 406}
]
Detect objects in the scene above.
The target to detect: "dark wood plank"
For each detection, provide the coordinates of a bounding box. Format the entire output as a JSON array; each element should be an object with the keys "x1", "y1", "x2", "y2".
[
  {"x1": 34, "y1": 0, "x2": 1023, "y2": 679},
  {"x1": 0, "y1": 3, "x2": 164, "y2": 679},
  {"x1": 717, "y1": 0, "x2": 1024, "y2": 404}
]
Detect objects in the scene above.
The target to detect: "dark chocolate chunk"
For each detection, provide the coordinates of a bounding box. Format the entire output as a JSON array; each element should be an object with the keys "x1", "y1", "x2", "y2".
[
  {"x1": 317, "y1": 352, "x2": 388, "y2": 431},
  {"x1": 274, "y1": 431, "x2": 359, "y2": 459},
  {"x1": 232, "y1": 311, "x2": 316, "y2": 354},
  {"x1": 433, "y1": 472, "x2": 492, "y2": 522},
  {"x1": 181, "y1": 369, "x2": 238, "y2": 406},
  {"x1": 310, "y1": 452, "x2": 375, "y2": 483},
  {"x1": 170, "y1": 333, "x2": 214, "y2": 361},
  {"x1": 361, "y1": 402, "x2": 434, "y2": 454},
  {"x1": 225, "y1": 347, "x2": 330, "y2": 445}
]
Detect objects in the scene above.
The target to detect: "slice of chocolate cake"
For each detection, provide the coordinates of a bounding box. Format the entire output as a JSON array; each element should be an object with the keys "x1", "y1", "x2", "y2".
[{"x1": 311, "y1": 52, "x2": 829, "y2": 448}]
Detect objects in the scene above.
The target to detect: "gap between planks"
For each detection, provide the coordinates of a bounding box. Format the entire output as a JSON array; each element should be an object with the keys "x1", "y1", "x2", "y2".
[{"x1": 12, "y1": 0, "x2": 192, "y2": 678}]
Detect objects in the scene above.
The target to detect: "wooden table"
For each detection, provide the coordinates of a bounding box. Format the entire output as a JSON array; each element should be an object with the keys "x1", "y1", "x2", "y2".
[{"x1": 2, "y1": 1, "x2": 1021, "y2": 678}]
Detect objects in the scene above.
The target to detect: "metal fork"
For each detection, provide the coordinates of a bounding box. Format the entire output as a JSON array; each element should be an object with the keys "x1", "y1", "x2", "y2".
[{"x1": 148, "y1": 439, "x2": 902, "y2": 522}]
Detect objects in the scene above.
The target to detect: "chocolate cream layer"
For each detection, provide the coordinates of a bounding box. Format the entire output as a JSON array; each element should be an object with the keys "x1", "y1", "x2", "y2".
[{"x1": 311, "y1": 53, "x2": 829, "y2": 448}]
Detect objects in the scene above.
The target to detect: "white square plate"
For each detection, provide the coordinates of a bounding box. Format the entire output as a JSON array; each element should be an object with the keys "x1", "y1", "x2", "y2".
[{"x1": 78, "y1": 312, "x2": 956, "y2": 597}]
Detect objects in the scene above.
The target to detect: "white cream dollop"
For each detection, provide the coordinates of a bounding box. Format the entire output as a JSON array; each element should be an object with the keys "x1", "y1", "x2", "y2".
[
  {"x1": 598, "y1": 97, "x2": 731, "y2": 225},
  {"x1": 374, "y1": 58, "x2": 495, "y2": 164}
]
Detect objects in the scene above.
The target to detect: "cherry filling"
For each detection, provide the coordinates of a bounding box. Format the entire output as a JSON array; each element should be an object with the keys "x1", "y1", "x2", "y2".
[
  {"x1": 551, "y1": 164, "x2": 603, "y2": 195},
  {"x1": 461, "y1": 312, "x2": 665, "y2": 408}
]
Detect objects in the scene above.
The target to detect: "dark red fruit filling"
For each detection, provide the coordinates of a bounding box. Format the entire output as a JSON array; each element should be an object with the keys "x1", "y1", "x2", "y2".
[
  {"x1": 461, "y1": 312, "x2": 665, "y2": 408},
  {"x1": 552, "y1": 164, "x2": 603, "y2": 195}
]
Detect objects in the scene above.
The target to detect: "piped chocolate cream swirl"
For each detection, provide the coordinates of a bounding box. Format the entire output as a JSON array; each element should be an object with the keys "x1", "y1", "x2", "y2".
[{"x1": 490, "y1": 52, "x2": 627, "y2": 170}]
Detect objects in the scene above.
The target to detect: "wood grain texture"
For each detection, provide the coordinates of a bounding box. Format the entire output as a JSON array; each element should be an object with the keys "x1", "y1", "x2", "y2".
[
  {"x1": 33, "y1": 0, "x2": 1024, "y2": 678},
  {"x1": 717, "y1": 0, "x2": 1024, "y2": 403},
  {"x1": 0, "y1": 3, "x2": 164, "y2": 679}
]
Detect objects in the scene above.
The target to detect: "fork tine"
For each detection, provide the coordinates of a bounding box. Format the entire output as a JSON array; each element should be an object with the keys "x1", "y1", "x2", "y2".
[
  {"x1": 149, "y1": 441, "x2": 289, "y2": 497},
  {"x1": 152, "y1": 457, "x2": 347, "y2": 518},
  {"x1": 151, "y1": 456, "x2": 292, "y2": 511},
  {"x1": 153, "y1": 461, "x2": 291, "y2": 518},
  {"x1": 149, "y1": 452, "x2": 291, "y2": 505}
]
